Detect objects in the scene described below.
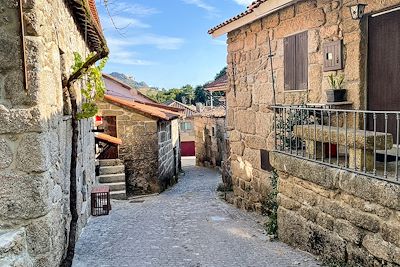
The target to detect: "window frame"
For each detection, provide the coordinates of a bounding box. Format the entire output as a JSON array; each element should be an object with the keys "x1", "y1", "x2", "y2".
[{"x1": 284, "y1": 31, "x2": 309, "y2": 91}]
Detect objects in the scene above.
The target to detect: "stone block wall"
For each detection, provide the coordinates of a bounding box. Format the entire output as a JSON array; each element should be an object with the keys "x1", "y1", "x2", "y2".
[
  {"x1": 225, "y1": 0, "x2": 400, "y2": 211},
  {"x1": 158, "y1": 119, "x2": 180, "y2": 190},
  {"x1": 194, "y1": 116, "x2": 226, "y2": 168},
  {"x1": 0, "y1": 0, "x2": 97, "y2": 266},
  {"x1": 271, "y1": 152, "x2": 400, "y2": 266},
  {"x1": 97, "y1": 101, "x2": 160, "y2": 195}
]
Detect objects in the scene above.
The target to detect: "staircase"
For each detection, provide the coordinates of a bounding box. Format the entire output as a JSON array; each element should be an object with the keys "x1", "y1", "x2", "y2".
[{"x1": 98, "y1": 159, "x2": 127, "y2": 200}]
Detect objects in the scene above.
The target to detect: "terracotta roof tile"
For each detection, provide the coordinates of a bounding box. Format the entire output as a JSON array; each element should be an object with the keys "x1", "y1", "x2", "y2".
[
  {"x1": 103, "y1": 95, "x2": 180, "y2": 121},
  {"x1": 95, "y1": 133, "x2": 123, "y2": 145},
  {"x1": 208, "y1": 0, "x2": 268, "y2": 34},
  {"x1": 204, "y1": 74, "x2": 228, "y2": 92},
  {"x1": 195, "y1": 106, "x2": 226, "y2": 118}
]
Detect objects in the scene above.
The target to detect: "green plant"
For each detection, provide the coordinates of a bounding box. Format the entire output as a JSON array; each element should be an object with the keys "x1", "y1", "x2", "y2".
[
  {"x1": 327, "y1": 74, "x2": 345, "y2": 90},
  {"x1": 71, "y1": 52, "x2": 108, "y2": 119},
  {"x1": 262, "y1": 170, "x2": 279, "y2": 238}
]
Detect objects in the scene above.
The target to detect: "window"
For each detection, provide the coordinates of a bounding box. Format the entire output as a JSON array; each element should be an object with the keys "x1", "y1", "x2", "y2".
[
  {"x1": 212, "y1": 127, "x2": 216, "y2": 137},
  {"x1": 284, "y1": 31, "x2": 308, "y2": 90},
  {"x1": 180, "y1": 122, "x2": 192, "y2": 131}
]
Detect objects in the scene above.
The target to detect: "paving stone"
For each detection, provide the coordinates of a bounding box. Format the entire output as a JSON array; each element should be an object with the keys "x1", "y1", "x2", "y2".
[{"x1": 73, "y1": 159, "x2": 320, "y2": 267}]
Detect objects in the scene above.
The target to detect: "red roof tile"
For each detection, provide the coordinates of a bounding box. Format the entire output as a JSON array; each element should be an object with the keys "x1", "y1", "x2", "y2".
[
  {"x1": 208, "y1": 0, "x2": 268, "y2": 34},
  {"x1": 204, "y1": 74, "x2": 228, "y2": 92},
  {"x1": 88, "y1": 0, "x2": 102, "y2": 30},
  {"x1": 103, "y1": 95, "x2": 180, "y2": 121}
]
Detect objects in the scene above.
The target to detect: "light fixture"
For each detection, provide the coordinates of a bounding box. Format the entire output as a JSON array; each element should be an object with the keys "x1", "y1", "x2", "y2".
[{"x1": 349, "y1": 3, "x2": 367, "y2": 20}]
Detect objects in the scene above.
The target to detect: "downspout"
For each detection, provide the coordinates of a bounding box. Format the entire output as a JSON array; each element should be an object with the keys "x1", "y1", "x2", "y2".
[{"x1": 18, "y1": 0, "x2": 28, "y2": 91}]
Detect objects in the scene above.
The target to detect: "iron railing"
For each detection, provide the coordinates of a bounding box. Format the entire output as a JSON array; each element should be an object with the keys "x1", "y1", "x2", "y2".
[{"x1": 273, "y1": 105, "x2": 400, "y2": 184}]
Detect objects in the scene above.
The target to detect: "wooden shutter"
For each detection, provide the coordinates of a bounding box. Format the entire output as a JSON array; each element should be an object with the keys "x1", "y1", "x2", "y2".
[
  {"x1": 284, "y1": 35, "x2": 296, "y2": 90},
  {"x1": 295, "y1": 31, "x2": 308, "y2": 90}
]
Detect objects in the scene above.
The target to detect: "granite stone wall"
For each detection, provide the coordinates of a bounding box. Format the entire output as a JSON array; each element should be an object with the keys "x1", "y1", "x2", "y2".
[
  {"x1": 271, "y1": 152, "x2": 400, "y2": 266},
  {"x1": 226, "y1": 0, "x2": 400, "y2": 211},
  {"x1": 194, "y1": 116, "x2": 226, "y2": 168},
  {"x1": 0, "y1": 0, "x2": 97, "y2": 266},
  {"x1": 158, "y1": 119, "x2": 180, "y2": 190},
  {"x1": 97, "y1": 101, "x2": 159, "y2": 195}
]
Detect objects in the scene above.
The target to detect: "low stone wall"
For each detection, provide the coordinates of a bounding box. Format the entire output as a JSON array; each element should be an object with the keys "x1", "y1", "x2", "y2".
[{"x1": 271, "y1": 152, "x2": 400, "y2": 266}]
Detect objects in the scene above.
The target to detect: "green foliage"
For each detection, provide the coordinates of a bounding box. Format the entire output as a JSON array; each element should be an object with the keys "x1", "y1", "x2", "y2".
[
  {"x1": 142, "y1": 67, "x2": 227, "y2": 105},
  {"x1": 215, "y1": 66, "x2": 227, "y2": 80},
  {"x1": 72, "y1": 52, "x2": 108, "y2": 119},
  {"x1": 263, "y1": 170, "x2": 279, "y2": 238},
  {"x1": 327, "y1": 74, "x2": 345, "y2": 90}
]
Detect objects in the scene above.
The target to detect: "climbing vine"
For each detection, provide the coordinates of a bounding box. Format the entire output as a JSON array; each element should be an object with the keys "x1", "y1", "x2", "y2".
[
  {"x1": 71, "y1": 52, "x2": 108, "y2": 119},
  {"x1": 262, "y1": 169, "x2": 279, "y2": 238}
]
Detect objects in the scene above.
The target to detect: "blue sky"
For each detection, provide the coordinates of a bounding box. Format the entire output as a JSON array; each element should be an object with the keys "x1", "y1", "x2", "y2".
[{"x1": 95, "y1": 0, "x2": 252, "y2": 88}]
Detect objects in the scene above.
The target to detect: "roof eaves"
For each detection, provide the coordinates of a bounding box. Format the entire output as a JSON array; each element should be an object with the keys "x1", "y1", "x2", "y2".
[
  {"x1": 208, "y1": 0, "x2": 293, "y2": 36},
  {"x1": 67, "y1": 0, "x2": 108, "y2": 53}
]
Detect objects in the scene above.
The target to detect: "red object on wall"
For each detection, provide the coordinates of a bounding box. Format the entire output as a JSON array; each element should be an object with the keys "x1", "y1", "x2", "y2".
[
  {"x1": 181, "y1": 141, "x2": 195, "y2": 156},
  {"x1": 324, "y1": 143, "x2": 337, "y2": 158}
]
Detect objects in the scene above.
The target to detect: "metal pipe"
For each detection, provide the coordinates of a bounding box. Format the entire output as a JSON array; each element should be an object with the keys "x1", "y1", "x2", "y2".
[{"x1": 18, "y1": 0, "x2": 28, "y2": 91}]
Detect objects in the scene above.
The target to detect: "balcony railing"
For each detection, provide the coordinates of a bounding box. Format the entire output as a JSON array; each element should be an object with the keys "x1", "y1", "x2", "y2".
[{"x1": 272, "y1": 105, "x2": 400, "y2": 184}]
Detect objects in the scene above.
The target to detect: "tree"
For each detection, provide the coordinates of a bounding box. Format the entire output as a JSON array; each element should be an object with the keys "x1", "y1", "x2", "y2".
[
  {"x1": 214, "y1": 66, "x2": 227, "y2": 80},
  {"x1": 194, "y1": 85, "x2": 207, "y2": 104}
]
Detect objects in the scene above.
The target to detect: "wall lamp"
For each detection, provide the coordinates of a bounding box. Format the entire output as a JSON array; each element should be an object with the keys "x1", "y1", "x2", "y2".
[{"x1": 349, "y1": 3, "x2": 367, "y2": 20}]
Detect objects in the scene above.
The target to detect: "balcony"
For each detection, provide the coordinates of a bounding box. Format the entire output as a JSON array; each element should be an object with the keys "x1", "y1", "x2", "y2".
[{"x1": 273, "y1": 105, "x2": 400, "y2": 184}]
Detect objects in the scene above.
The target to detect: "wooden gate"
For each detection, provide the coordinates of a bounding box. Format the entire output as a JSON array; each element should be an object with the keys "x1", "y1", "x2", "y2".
[{"x1": 368, "y1": 9, "x2": 400, "y2": 141}]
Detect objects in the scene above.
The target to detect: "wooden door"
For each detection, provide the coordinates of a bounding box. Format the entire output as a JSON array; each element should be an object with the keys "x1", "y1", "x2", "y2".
[
  {"x1": 368, "y1": 9, "x2": 400, "y2": 141},
  {"x1": 100, "y1": 116, "x2": 118, "y2": 159}
]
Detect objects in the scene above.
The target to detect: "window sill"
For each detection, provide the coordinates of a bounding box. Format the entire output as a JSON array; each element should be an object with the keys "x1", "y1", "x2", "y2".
[{"x1": 283, "y1": 89, "x2": 308, "y2": 93}]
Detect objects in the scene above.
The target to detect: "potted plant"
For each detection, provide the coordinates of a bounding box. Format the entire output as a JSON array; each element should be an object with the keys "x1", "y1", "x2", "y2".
[{"x1": 326, "y1": 74, "x2": 346, "y2": 102}]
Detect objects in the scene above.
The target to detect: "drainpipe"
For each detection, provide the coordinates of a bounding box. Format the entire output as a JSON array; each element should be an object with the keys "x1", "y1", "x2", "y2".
[{"x1": 18, "y1": 0, "x2": 28, "y2": 91}]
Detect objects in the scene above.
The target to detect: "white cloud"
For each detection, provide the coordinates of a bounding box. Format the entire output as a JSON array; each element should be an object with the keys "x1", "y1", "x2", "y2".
[
  {"x1": 233, "y1": 0, "x2": 253, "y2": 6},
  {"x1": 108, "y1": 35, "x2": 185, "y2": 50},
  {"x1": 182, "y1": 0, "x2": 216, "y2": 12},
  {"x1": 101, "y1": 16, "x2": 150, "y2": 31},
  {"x1": 106, "y1": 2, "x2": 160, "y2": 16}
]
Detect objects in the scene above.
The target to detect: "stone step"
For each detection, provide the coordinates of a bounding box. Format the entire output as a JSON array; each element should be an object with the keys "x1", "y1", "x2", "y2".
[
  {"x1": 110, "y1": 190, "x2": 127, "y2": 200},
  {"x1": 99, "y1": 159, "x2": 123, "y2": 167},
  {"x1": 99, "y1": 165, "x2": 125, "y2": 175},
  {"x1": 103, "y1": 182, "x2": 126, "y2": 192},
  {"x1": 98, "y1": 173, "x2": 126, "y2": 183}
]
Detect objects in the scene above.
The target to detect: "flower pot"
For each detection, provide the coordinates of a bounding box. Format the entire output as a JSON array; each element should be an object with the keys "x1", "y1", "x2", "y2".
[{"x1": 326, "y1": 89, "x2": 347, "y2": 103}]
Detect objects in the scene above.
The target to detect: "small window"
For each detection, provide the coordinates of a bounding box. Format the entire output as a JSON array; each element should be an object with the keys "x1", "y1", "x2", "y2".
[
  {"x1": 212, "y1": 127, "x2": 216, "y2": 136},
  {"x1": 284, "y1": 31, "x2": 308, "y2": 90}
]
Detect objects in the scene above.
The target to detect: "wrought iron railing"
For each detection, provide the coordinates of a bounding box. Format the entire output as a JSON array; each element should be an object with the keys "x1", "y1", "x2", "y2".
[{"x1": 273, "y1": 105, "x2": 400, "y2": 184}]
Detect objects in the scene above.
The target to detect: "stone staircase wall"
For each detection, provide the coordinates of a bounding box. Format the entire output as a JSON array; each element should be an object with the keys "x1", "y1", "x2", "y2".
[{"x1": 97, "y1": 159, "x2": 127, "y2": 199}]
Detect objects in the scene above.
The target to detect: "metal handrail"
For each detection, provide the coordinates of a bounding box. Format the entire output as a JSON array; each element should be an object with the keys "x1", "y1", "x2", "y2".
[{"x1": 272, "y1": 105, "x2": 400, "y2": 184}]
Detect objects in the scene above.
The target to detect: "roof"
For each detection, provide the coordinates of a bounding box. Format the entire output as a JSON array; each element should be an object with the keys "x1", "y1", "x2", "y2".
[
  {"x1": 195, "y1": 106, "x2": 226, "y2": 118},
  {"x1": 103, "y1": 73, "x2": 156, "y2": 104},
  {"x1": 68, "y1": 0, "x2": 107, "y2": 52},
  {"x1": 208, "y1": 0, "x2": 293, "y2": 37},
  {"x1": 95, "y1": 133, "x2": 123, "y2": 145},
  {"x1": 165, "y1": 100, "x2": 198, "y2": 118},
  {"x1": 204, "y1": 74, "x2": 228, "y2": 92},
  {"x1": 103, "y1": 95, "x2": 181, "y2": 121}
]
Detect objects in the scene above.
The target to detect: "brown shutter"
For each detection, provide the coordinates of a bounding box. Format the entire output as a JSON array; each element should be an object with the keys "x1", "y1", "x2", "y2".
[
  {"x1": 284, "y1": 35, "x2": 296, "y2": 90},
  {"x1": 295, "y1": 31, "x2": 308, "y2": 90}
]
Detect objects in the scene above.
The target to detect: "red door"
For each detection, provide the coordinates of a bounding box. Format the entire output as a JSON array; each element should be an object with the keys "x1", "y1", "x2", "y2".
[{"x1": 181, "y1": 141, "x2": 195, "y2": 156}]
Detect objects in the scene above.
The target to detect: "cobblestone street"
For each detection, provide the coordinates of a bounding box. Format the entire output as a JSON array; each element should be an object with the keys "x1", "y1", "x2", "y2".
[{"x1": 73, "y1": 157, "x2": 320, "y2": 267}]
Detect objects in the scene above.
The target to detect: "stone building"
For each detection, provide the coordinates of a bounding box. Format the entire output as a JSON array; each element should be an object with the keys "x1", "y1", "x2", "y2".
[
  {"x1": 194, "y1": 107, "x2": 226, "y2": 168},
  {"x1": 210, "y1": 0, "x2": 400, "y2": 265},
  {"x1": 165, "y1": 100, "x2": 198, "y2": 156},
  {"x1": 97, "y1": 77, "x2": 181, "y2": 196},
  {"x1": 0, "y1": 0, "x2": 107, "y2": 266}
]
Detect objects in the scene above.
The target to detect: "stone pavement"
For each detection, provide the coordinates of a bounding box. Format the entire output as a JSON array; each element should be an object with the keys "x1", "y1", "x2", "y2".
[{"x1": 73, "y1": 157, "x2": 320, "y2": 267}]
